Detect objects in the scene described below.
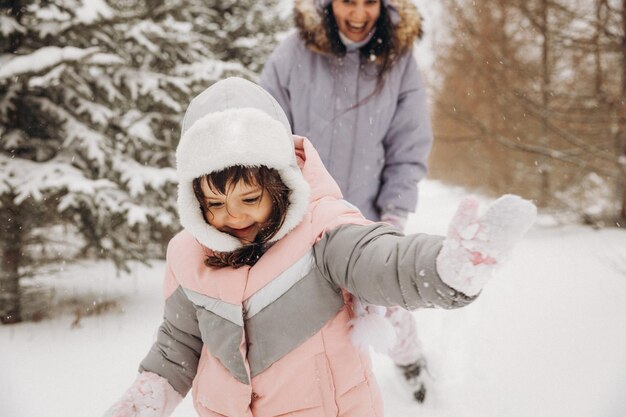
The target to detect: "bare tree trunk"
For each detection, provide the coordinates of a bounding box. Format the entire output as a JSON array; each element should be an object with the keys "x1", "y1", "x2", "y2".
[
  {"x1": 539, "y1": 0, "x2": 552, "y2": 207},
  {"x1": 0, "y1": 204, "x2": 24, "y2": 324},
  {"x1": 617, "y1": 0, "x2": 626, "y2": 220},
  {"x1": 594, "y1": 0, "x2": 603, "y2": 97},
  {"x1": 0, "y1": 0, "x2": 27, "y2": 326}
]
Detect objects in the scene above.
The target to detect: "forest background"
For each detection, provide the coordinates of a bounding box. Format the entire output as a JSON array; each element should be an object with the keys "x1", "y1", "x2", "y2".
[{"x1": 0, "y1": 0, "x2": 624, "y2": 324}]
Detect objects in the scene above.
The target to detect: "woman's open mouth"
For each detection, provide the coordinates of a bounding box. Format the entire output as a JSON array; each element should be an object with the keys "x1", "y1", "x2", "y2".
[{"x1": 346, "y1": 21, "x2": 368, "y2": 33}]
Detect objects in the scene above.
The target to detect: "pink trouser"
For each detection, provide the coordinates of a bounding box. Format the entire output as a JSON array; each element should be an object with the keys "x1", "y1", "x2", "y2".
[{"x1": 385, "y1": 307, "x2": 423, "y2": 366}]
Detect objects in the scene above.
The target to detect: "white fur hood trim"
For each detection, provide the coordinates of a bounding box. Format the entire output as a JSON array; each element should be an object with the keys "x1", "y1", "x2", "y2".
[{"x1": 176, "y1": 79, "x2": 310, "y2": 253}]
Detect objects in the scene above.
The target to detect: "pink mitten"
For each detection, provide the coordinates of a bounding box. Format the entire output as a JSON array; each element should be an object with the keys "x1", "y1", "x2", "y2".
[
  {"x1": 104, "y1": 372, "x2": 182, "y2": 417},
  {"x1": 436, "y1": 194, "x2": 537, "y2": 296}
]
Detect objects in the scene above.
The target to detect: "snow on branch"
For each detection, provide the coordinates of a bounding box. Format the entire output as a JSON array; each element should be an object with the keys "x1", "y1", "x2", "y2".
[
  {"x1": 74, "y1": 0, "x2": 114, "y2": 24},
  {"x1": 84, "y1": 53, "x2": 125, "y2": 66},
  {"x1": 32, "y1": 97, "x2": 108, "y2": 167},
  {"x1": 114, "y1": 156, "x2": 177, "y2": 198},
  {"x1": 32, "y1": 0, "x2": 114, "y2": 37},
  {"x1": 126, "y1": 20, "x2": 167, "y2": 54},
  {"x1": 75, "y1": 96, "x2": 116, "y2": 126},
  {"x1": 90, "y1": 67, "x2": 125, "y2": 102},
  {"x1": 120, "y1": 110, "x2": 158, "y2": 144},
  {"x1": 116, "y1": 68, "x2": 183, "y2": 111},
  {"x1": 122, "y1": 202, "x2": 177, "y2": 227},
  {"x1": 0, "y1": 46, "x2": 99, "y2": 81},
  {"x1": 175, "y1": 59, "x2": 254, "y2": 84},
  {"x1": 0, "y1": 15, "x2": 26, "y2": 36},
  {"x1": 0, "y1": 154, "x2": 116, "y2": 205}
]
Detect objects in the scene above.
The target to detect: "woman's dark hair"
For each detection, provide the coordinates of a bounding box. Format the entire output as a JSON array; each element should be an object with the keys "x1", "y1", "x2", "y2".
[
  {"x1": 323, "y1": 3, "x2": 398, "y2": 96},
  {"x1": 192, "y1": 165, "x2": 291, "y2": 269}
]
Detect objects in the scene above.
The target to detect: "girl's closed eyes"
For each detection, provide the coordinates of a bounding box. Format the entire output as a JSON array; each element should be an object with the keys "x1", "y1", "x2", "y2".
[{"x1": 205, "y1": 192, "x2": 262, "y2": 208}]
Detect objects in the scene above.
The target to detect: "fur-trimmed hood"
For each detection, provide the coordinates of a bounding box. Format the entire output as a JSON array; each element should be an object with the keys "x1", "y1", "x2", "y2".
[
  {"x1": 294, "y1": 0, "x2": 422, "y2": 56},
  {"x1": 176, "y1": 77, "x2": 310, "y2": 253}
]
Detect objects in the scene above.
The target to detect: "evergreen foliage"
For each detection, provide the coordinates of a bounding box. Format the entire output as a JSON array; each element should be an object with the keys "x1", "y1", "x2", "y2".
[{"x1": 0, "y1": 0, "x2": 288, "y2": 323}]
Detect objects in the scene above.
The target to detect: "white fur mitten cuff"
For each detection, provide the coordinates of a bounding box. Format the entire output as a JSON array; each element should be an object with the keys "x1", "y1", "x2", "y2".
[
  {"x1": 349, "y1": 298, "x2": 396, "y2": 354},
  {"x1": 104, "y1": 372, "x2": 182, "y2": 417},
  {"x1": 436, "y1": 195, "x2": 537, "y2": 296}
]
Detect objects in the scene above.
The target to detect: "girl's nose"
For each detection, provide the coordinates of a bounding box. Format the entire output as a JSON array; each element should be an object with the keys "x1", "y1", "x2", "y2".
[{"x1": 225, "y1": 205, "x2": 246, "y2": 222}]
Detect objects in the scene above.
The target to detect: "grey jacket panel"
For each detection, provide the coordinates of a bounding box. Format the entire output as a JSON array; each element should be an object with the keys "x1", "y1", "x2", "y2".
[
  {"x1": 179, "y1": 288, "x2": 248, "y2": 384},
  {"x1": 139, "y1": 286, "x2": 203, "y2": 396},
  {"x1": 261, "y1": 34, "x2": 433, "y2": 220},
  {"x1": 314, "y1": 223, "x2": 477, "y2": 309},
  {"x1": 244, "y1": 249, "x2": 316, "y2": 319},
  {"x1": 196, "y1": 308, "x2": 249, "y2": 384},
  {"x1": 184, "y1": 287, "x2": 244, "y2": 326},
  {"x1": 246, "y1": 266, "x2": 344, "y2": 377}
]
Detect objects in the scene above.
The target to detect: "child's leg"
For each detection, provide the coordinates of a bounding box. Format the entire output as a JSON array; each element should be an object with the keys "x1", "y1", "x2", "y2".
[
  {"x1": 385, "y1": 307, "x2": 428, "y2": 402},
  {"x1": 385, "y1": 307, "x2": 422, "y2": 365}
]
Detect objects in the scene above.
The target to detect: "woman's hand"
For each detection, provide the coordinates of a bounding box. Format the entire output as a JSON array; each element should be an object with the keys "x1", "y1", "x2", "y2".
[
  {"x1": 104, "y1": 372, "x2": 182, "y2": 417},
  {"x1": 381, "y1": 212, "x2": 408, "y2": 231},
  {"x1": 436, "y1": 195, "x2": 537, "y2": 296}
]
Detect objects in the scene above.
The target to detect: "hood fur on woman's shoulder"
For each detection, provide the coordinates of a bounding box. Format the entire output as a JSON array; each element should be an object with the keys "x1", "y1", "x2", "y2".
[{"x1": 294, "y1": 0, "x2": 422, "y2": 56}]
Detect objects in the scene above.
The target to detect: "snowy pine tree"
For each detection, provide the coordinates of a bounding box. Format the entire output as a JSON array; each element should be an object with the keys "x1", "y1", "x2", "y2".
[{"x1": 0, "y1": 0, "x2": 287, "y2": 324}]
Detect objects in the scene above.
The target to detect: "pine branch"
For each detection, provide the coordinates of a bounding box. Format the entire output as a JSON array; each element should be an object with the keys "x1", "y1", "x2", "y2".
[{"x1": 0, "y1": 46, "x2": 100, "y2": 81}]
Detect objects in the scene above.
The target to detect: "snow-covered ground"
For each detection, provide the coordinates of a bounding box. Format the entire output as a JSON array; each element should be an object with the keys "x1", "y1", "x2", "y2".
[{"x1": 1, "y1": 180, "x2": 626, "y2": 417}]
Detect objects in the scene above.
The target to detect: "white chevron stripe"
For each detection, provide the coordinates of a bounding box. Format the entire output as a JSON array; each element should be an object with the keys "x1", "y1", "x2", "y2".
[
  {"x1": 244, "y1": 250, "x2": 316, "y2": 319},
  {"x1": 183, "y1": 288, "x2": 244, "y2": 327}
]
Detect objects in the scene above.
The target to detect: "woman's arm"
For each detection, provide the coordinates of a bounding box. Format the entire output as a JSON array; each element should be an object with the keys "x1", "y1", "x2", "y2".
[
  {"x1": 377, "y1": 54, "x2": 433, "y2": 220},
  {"x1": 260, "y1": 38, "x2": 296, "y2": 127}
]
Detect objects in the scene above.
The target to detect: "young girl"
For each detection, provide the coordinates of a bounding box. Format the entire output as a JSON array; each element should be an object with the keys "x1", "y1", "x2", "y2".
[
  {"x1": 104, "y1": 77, "x2": 536, "y2": 417},
  {"x1": 261, "y1": 0, "x2": 435, "y2": 397}
]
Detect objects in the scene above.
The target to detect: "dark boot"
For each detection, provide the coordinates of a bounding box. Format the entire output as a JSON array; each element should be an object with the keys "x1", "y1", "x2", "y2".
[{"x1": 398, "y1": 360, "x2": 427, "y2": 403}]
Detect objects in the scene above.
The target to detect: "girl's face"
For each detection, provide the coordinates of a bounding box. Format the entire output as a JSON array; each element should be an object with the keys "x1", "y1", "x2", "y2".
[
  {"x1": 332, "y1": 0, "x2": 381, "y2": 43},
  {"x1": 200, "y1": 177, "x2": 273, "y2": 244}
]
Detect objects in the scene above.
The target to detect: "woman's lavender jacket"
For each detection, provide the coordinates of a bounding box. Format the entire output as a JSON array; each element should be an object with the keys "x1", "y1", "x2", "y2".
[{"x1": 260, "y1": 0, "x2": 433, "y2": 221}]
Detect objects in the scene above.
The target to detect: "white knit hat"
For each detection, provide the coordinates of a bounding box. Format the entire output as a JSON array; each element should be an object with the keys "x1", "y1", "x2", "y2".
[{"x1": 176, "y1": 77, "x2": 310, "y2": 252}]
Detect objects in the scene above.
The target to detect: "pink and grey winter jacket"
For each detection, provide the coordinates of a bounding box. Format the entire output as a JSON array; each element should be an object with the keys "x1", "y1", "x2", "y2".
[{"x1": 138, "y1": 78, "x2": 475, "y2": 417}]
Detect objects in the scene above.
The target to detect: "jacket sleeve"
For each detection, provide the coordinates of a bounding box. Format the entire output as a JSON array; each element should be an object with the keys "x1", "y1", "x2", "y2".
[
  {"x1": 376, "y1": 53, "x2": 434, "y2": 217},
  {"x1": 313, "y1": 223, "x2": 476, "y2": 310},
  {"x1": 260, "y1": 39, "x2": 294, "y2": 126},
  {"x1": 138, "y1": 246, "x2": 203, "y2": 397}
]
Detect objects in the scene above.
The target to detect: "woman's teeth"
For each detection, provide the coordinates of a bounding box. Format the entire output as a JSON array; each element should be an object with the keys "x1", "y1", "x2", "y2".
[{"x1": 348, "y1": 22, "x2": 366, "y2": 30}]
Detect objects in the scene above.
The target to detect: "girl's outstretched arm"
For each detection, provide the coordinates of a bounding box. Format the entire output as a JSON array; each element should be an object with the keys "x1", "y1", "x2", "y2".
[
  {"x1": 314, "y1": 195, "x2": 536, "y2": 309},
  {"x1": 314, "y1": 222, "x2": 473, "y2": 310}
]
